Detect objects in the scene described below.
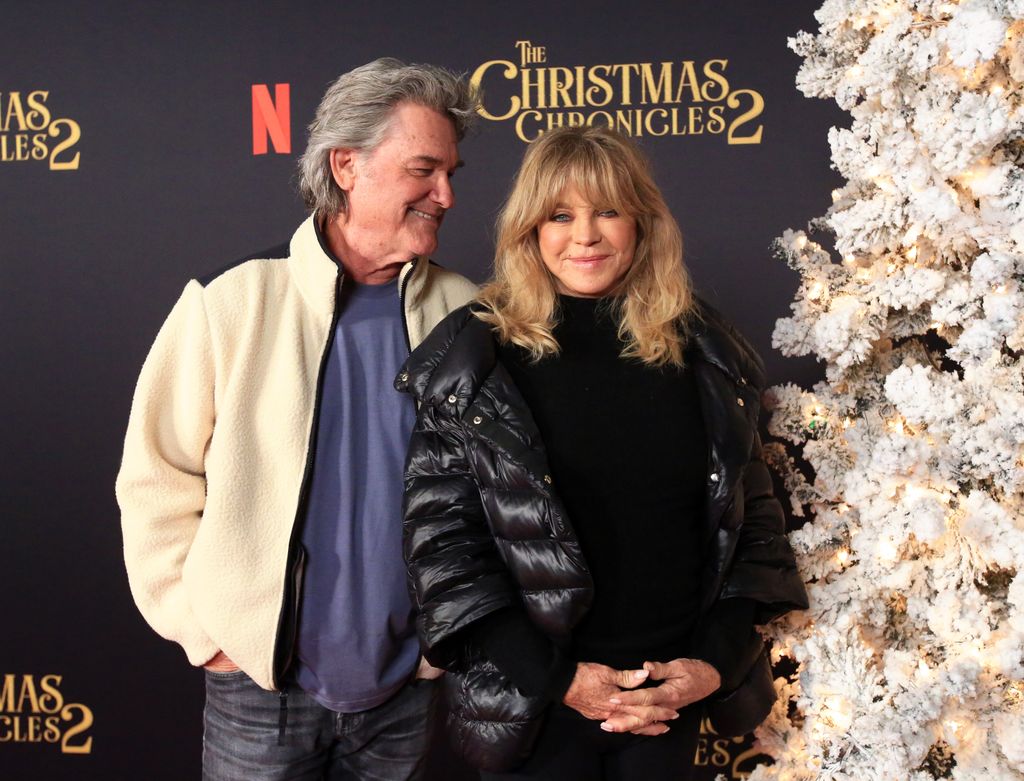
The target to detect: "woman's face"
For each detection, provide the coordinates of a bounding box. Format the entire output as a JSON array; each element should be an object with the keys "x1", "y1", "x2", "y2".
[{"x1": 536, "y1": 185, "x2": 637, "y2": 298}]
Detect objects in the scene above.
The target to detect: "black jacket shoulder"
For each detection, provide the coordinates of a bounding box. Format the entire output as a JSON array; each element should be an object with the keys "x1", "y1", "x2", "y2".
[
  {"x1": 689, "y1": 299, "x2": 767, "y2": 391},
  {"x1": 397, "y1": 303, "x2": 495, "y2": 405}
]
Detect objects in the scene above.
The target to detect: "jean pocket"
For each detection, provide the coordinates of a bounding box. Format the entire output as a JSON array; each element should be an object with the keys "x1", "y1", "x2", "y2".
[{"x1": 205, "y1": 668, "x2": 247, "y2": 681}]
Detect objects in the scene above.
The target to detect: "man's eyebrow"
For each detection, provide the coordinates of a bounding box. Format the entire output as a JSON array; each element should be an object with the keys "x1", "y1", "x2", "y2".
[{"x1": 409, "y1": 155, "x2": 465, "y2": 170}]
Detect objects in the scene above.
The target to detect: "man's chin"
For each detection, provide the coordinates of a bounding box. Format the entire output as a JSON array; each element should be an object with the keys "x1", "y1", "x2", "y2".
[{"x1": 409, "y1": 239, "x2": 439, "y2": 259}]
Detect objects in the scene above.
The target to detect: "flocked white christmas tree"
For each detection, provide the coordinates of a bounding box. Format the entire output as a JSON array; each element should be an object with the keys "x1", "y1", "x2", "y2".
[{"x1": 749, "y1": 1, "x2": 1024, "y2": 779}]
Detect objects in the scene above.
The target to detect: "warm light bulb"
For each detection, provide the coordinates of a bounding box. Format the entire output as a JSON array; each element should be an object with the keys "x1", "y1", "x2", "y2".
[
  {"x1": 836, "y1": 549, "x2": 850, "y2": 565},
  {"x1": 796, "y1": 234, "x2": 808, "y2": 249},
  {"x1": 907, "y1": 246, "x2": 918, "y2": 261},
  {"x1": 848, "y1": 65, "x2": 864, "y2": 78}
]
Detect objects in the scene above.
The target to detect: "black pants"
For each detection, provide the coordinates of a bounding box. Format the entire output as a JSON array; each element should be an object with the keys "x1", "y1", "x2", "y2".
[{"x1": 479, "y1": 703, "x2": 702, "y2": 781}]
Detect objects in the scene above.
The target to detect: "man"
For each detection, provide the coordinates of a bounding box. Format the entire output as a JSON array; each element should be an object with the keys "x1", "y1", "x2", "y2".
[{"x1": 116, "y1": 58, "x2": 479, "y2": 780}]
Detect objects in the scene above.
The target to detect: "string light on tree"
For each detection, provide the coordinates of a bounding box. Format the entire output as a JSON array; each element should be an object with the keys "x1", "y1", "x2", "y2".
[{"x1": 754, "y1": 0, "x2": 1024, "y2": 778}]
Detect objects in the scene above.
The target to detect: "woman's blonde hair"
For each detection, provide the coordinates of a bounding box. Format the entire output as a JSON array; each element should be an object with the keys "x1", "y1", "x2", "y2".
[{"x1": 476, "y1": 125, "x2": 695, "y2": 367}]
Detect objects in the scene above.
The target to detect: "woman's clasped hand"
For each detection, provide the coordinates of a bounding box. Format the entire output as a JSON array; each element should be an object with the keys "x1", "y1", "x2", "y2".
[{"x1": 562, "y1": 659, "x2": 721, "y2": 736}]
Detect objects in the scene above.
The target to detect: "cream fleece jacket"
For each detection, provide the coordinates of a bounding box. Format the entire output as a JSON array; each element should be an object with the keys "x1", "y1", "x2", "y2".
[{"x1": 116, "y1": 215, "x2": 477, "y2": 690}]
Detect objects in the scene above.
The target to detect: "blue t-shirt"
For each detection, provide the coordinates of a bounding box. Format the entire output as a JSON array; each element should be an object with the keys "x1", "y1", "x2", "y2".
[{"x1": 293, "y1": 278, "x2": 419, "y2": 712}]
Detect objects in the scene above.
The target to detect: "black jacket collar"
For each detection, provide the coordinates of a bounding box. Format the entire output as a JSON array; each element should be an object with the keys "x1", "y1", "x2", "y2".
[{"x1": 397, "y1": 299, "x2": 766, "y2": 407}]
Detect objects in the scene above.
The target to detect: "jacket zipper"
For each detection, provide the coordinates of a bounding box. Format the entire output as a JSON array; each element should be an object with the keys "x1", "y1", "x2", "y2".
[
  {"x1": 271, "y1": 260, "x2": 419, "y2": 687},
  {"x1": 271, "y1": 268, "x2": 343, "y2": 688},
  {"x1": 398, "y1": 259, "x2": 415, "y2": 352}
]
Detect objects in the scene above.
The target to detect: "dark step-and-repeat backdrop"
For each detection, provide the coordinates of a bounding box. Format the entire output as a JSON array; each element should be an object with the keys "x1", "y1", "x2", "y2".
[{"x1": 3, "y1": 2, "x2": 844, "y2": 778}]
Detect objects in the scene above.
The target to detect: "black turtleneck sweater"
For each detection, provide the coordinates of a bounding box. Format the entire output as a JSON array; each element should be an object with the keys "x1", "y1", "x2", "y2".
[{"x1": 471, "y1": 295, "x2": 754, "y2": 700}]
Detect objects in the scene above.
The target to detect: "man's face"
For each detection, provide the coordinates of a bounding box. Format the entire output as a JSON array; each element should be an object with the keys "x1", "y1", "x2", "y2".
[{"x1": 332, "y1": 102, "x2": 461, "y2": 283}]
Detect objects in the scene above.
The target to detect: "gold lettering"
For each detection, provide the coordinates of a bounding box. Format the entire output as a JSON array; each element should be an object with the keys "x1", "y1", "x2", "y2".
[
  {"x1": 0, "y1": 675, "x2": 16, "y2": 711},
  {"x1": 643, "y1": 107, "x2": 669, "y2": 136},
  {"x1": 689, "y1": 105, "x2": 705, "y2": 134},
  {"x1": 702, "y1": 60, "x2": 730, "y2": 101},
  {"x1": 640, "y1": 62, "x2": 674, "y2": 105},
  {"x1": 726, "y1": 89, "x2": 764, "y2": 144},
  {"x1": 514, "y1": 110, "x2": 543, "y2": 142},
  {"x1": 574, "y1": 66, "x2": 586, "y2": 107},
  {"x1": 43, "y1": 715, "x2": 61, "y2": 743},
  {"x1": 25, "y1": 90, "x2": 51, "y2": 131},
  {"x1": 3, "y1": 91, "x2": 27, "y2": 132},
  {"x1": 38, "y1": 675, "x2": 63, "y2": 714},
  {"x1": 2, "y1": 714, "x2": 45, "y2": 742},
  {"x1": 521, "y1": 67, "x2": 546, "y2": 110},
  {"x1": 674, "y1": 61, "x2": 703, "y2": 103},
  {"x1": 60, "y1": 703, "x2": 94, "y2": 755},
  {"x1": 707, "y1": 104, "x2": 726, "y2": 134},
  {"x1": 585, "y1": 65, "x2": 614, "y2": 107},
  {"x1": 694, "y1": 736, "x2": 710, "y2": 765},
  {"x1": 15, "y1": 675, "x2": 40, "y2": 713},
  {"x1": 610, "y1": 64, "x2": 640, "y2": 105},
  {"x1": 711, "y1": 738, "x2": 731, "y2": 767},
  {"x1": 471, "y1": 60, "x2": 520, "y2": 121},
  {"x1": 546, "y1": 112, "x2": 568, "y2": 130},
  {"x1": 615, "y1": 109, "x2": 636, "y2": 136},
  {"x1": 31, "y1": 133, "x2": 48, "y2": 160},
  {"x1": 515, "y1": 40, "x2": 531, "y2": 65},
  {"x1": 515, "y1": 40, "x2": 546, "y2": 65},
  {"x1": 48, "y1": 118, "x2": 82, "y2": 170},
  {"x1": 548, "y1": 67, "x2": 576, "y2": 109},
  {"x1": 26, "y1": 714, "x2": 41, "y2": 742},
  {"x1": 586, "y1": 110, "x2": 615, "y2": 129},
  {"x1": 670, "y1": 107, "x2": 687, "y2": 135}
]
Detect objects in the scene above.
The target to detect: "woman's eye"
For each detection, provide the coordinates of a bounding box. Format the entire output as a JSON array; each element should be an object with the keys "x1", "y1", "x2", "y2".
[
  {"x1": 410, "y1": 168, "x2": 432, "y2": 176},
  {"x1": 598, "y1": 209, "x2": 619, "y2": 218},
  {"x1": 550, "y1": 213, "x2": 571, "y2": 223}
]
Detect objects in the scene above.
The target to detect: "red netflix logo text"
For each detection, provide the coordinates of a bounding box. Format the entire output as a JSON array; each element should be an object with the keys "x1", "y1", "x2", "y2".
[{"x1": 252, "y1": 84, "x2": 290, "y2": 155}]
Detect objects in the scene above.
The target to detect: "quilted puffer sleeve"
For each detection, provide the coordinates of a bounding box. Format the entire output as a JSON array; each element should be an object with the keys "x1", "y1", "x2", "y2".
[
  {"x1": 403, "y1": 405, "x2": 520, "y2": 670},
  {"x1": 719, "y1": 432, "x2": 809, "y2": 625}
]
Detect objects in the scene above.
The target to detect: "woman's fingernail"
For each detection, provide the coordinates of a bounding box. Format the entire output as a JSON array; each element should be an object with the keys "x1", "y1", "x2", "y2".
[
  {"x1": 600, "y1": 723, "x2": 614, "y2": 732},
  {"x1": 634, "y1": 670, "x2": 648, "y2": 679},
  {"x1": 609, "y1": 698, "x2": 621, "y2": 704}
]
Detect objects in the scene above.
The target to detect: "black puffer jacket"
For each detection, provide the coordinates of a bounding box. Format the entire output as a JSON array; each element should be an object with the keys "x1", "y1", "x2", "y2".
[{"x1": 396, "y1": 302, "x2": 808, "y2": 771}]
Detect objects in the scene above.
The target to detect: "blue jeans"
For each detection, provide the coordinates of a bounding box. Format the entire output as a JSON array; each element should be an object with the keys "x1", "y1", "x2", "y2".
[{"x1": 202, "y1": 670, "x2": 440, "y2": 781}]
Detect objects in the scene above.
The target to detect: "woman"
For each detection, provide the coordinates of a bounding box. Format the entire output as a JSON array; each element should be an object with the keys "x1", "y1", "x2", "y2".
[{"x1": 395, "y1": 126, "x2": 807, "y2": 779}]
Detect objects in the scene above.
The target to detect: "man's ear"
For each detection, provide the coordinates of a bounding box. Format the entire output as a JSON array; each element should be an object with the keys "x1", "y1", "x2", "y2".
[{"x1": 329, "y1": 148, "x2": 358, "y2": 192}]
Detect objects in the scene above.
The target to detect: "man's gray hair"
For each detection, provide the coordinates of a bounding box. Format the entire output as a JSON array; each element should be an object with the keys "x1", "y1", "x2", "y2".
[{"x1": 298, "y1": 57, "x2": 479, "y2": 218}]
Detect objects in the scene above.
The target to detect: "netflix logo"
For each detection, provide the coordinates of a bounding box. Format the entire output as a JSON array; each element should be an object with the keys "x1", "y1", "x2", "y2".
[{"x1": 251, "y1": 83, "x2": 290, "y2": 155}]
